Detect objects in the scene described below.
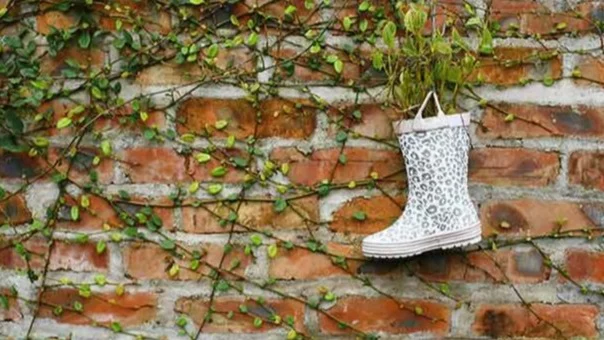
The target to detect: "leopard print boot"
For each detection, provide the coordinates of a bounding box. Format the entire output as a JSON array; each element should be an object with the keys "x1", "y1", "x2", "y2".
[{"x1": 362, "y1": 92, "x2": 481, "y2": 258}]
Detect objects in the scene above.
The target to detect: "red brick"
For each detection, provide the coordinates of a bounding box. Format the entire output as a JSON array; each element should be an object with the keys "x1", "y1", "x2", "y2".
[
  {"x1": 411, "y1": 248, "x2": 550, "y2": 283},
  {"x1": 48, "y1": 147, "x2": 114, "y2": 185},
  {"x1": 565, "y1": 250, "x2": 604, "y2": 283},
  {"x1": 473, "y1": 304, "x2": 598, "y2": 338},
  {"x1": 575, "y1": 55, "x2": 604, "y2": 85},
  {"x1": 95, "y1": 106, "x2": 166, "y2": 132},
  {"x1": 329, "y1": 195, "x2": 404, "y2": 234},
  {"x1": 480, "y1": 199, "x2": 599, "y2": 238},
  {"x1": 479, "y1": 104, "x2": 604, "y2": 139},
  {"x1": 136, "y1": 48, "x2": 255, "y2": 86},
  {"x1": 474, "y1": 48, "x2": 562, "y2": 86},
  {"x1": 123, "y1": 242, "x2": 250, "y2": 280},
  {"x1": 0, "y1": 151, "x2": 45, "y2": 179},
  {"x1": 0, "y1": 288, "x2": 21, "y2": 322},
  {"x1": 56, "y1": 194, "x2": 174, "y2": 231},
  {"x1": 0, "y1": 194, "x2": 32, "y2": 225},
  {"x1": 98, "y1": 0, "x2": 171, "y2": 34},
  {"x1": 36, "y1": 2, "x2": 76, "y2": 35},
  {"x1": 40, "y1": 289, "x2": 157, "y2": 326},
  {"x1": 40, "y1": 47, "x2": 105, "y2": 76},
  {"x1": 490, "y1": 1, "x2": 596, "y2": 35},
  {"x1": 234, "y1": 0, "x2": 320, "y2": 25},
  {"x1": 319, "y1": 297, "x2": 450, "y2": 335},
  {"x1": 469, "y1": 148, "x2": 559, "y2": 187},
  {"x1": 271, "y1": 147, "x2": 404, "y2": 186},
  {"x1": 269, "y1": 243, "x2": 362, "y2": 279},
  {"x1": 0, "y1": 239, "x2": 108, "y2": 272},
  {"x1": 175, "y1": 297, "x2": 305, "y2": 332},
  {"x1": 118, "y1": 147, "x2": 245, "y2": 183},
  {"x1": 328, "y1": 103, "x2": 399, "y2": 139},
  {"x1": 271, "y1": 48, "x2": 361, "y2": 82},
  {"x1": 569, "y1": 151, "x2": 604, "y2": 190},
  {"x1": 177, "y1": 98, "x2": 317, "y2": 139},
  {"x1": 182, "y1": 196, "x2": 318, "y2": 233}
]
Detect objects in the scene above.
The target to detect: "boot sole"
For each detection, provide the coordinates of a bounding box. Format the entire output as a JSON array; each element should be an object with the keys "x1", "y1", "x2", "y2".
[{"x1": 362, "y1": 223, "x2": 482, "y2": 259}]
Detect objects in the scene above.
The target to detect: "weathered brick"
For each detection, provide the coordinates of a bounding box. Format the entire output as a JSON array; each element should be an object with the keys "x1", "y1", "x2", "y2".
[
  {"x1": 233, "y1": 0, "x2": 320, "y2": 25},
  {"x1": 182, "y1": 196, "x2": 318, "y2": 233},
  {"x1": 0, "y1": 151, "x2": 45, "y2": 179},
  {"x1": 0, "y1": 288, "x2": 21, "y2": 322},
  {"x1": 575, "y1": 55, "x2": 604, "y2": 85},
  {"x1": 123, "y1": 242, "x2": 250, "y2": 280},
  {"x1": 0, "y1": 239, "x2": 108, "y2": 272},
  {"x1": 40, "y1": 289, "x2": 157, "y2": 326},
  {"x1": 272, "y1": 48, "x2": 361, "y2": 82},
  {"x1": 36, "y1": 3, "x2": 77, "y2": 35},
  {"x1": 177, "y1": 98, "x2": 317, "y2": 139},
  {"x1": 48, "y1": 147, "x2": 114, "y2": 185},
  {"x1": 328, "y1": 103, "x2": 399, "y2": 139},
  {"x1": 0, "y1": 194, "x2": 32, "y2": 225},
  {"x1": 569, "y1": 151, "x2": 604, "y2": 191},
  {"x1": 136, "y1": 48, "x2": 256, "y2": 86},
  {"x1": 469, "y1": 148, "x2": 559, "y2": 187},
  {"x1": 319, "y1": 297, "x2": 450, "y2": 335},
  {"x1": 474, "y1": 48, "x2": 562, "y2": 86},
  {"x1": 119, "y1": 147, "x2": 245, "y2": 183},
  {"x1": 271, "y1": 147, "x2": 404, "y2": 186},
  {"x1": 473, "y1": 304, "x2": 599, "y2": 338},
  {"x1": 565, "y1": 250, "x2": 604, "y2": 283},
  {"x1": 269, "y1": 243, "x2": 362, "y2": 279},
  {"x1": 490, "y1": 1, "x2": 595, "y2": 35},
  {"x1": 411, "y1": 248, "x2": 550, "y2": 283},
  {"x1": 40, "y1": 47, "x2": 105, "y2": 76},
  {"x1": 175, "y1": 297, "x2": 305, "y2": 332},
  {"x1": 480, "y1": 199, "x2": 600, "y2": 238},
  {"x1": 479, "y1": 104, "x2": 604, "y2": 139},
  {"x1": 329, "y1": 195, "x2": 404, "y2": 234},
  {"x1": 98, "y1": 0, "x2": 171, "y2": 34}
]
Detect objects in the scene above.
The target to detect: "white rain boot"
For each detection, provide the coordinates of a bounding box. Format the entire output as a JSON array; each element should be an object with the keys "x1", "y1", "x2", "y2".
[{"x1": 362, "y1": 92, "x2": 481, "y2": 258}]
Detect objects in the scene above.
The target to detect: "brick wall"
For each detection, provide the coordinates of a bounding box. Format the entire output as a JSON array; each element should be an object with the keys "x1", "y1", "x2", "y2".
[{"x1": 1, "y1": 0, "x2": 604, "y2": 339}]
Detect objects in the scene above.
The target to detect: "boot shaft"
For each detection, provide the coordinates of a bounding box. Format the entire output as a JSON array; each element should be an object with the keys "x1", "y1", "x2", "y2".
[{"x1": 399, "y1": 126, "x2": 470, "y2": 198}]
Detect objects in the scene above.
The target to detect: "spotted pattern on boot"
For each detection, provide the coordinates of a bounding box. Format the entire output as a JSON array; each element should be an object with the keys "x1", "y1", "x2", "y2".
[{"x1": 363, "y1": 126, "x2": 480, "y2": 244}]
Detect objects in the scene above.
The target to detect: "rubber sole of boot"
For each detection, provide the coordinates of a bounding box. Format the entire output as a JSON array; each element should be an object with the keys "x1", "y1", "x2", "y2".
[{"x1": 362, "y1": 223, "x2": 482, "y2": 259}]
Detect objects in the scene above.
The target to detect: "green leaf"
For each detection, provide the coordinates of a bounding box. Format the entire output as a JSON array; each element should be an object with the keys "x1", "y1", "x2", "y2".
[
  {"x1": 0, "y1": 295, "x2": 8, "y2": 310},
  {"x1": 207, "y1": 183, "x2": 223, "y2": 195},
  {"x1": 267, "y1": 244, "x2": 278, "y2": 258},
  {"x1": 56, "y1": 117, "x2": 72, "y2": 129},
  {"x1": 250, "y1": 234, "x2": 262, "y2": 246},
  {"x1": 335, "y1": 130, "x2": 348, "y2": 143},
  {"x1": 333, "y1": 59, "x2": 344, "y2": 74},
  {"x1": 216, "y1": 279, "x2": 230, "y2": 292},
  {"x1": 0, "y1": 8, "x2": 7, "y2": 18},
  {"x1": 78, "y1": 31, "x2": 91, "y2": 49},
  {"x1": 352, "y1": 211, "x2": 366, "y2": 221},
  {"x1": 160, "y1": 239, "x2": 176, "y2": 250},
  {"x1": 73, "y1": 300, "x2": 83, "y2": 312},
  {"x1": 70, "y1": 206, "x2": 80, "y2": 221},
  {"x1": 358, "y1": 0, "x2": 369, "y2": 12},
  {"x1": 478, "y1": 27, "x2": 494, "y2": 55},
  {"x1": 91, "y1": 86, "x2": 104, "y2": 99},
  {"x1": 110, "y1": 321, "x2": 122, "y2": 332},
  {"x1": 206, "y1": 43, "x2": 219, "y2": 58},
  {"x1": 211, "y1": 166, "x2": 227, "y2": 177},
  {"x1": 404, "y1": 5, "x2": 428, "y2": 33},
  {"x1": 382, "y1": 21, "x2": 397, "y2": 49},
  {"x1": 96, "y1": 240, "x2": 106, "y2": 254},
  {"x1": 343, "y1": 16, "x2": 352, "y2": 31},
  {"x1": 195, "y1": 153, "x2": 212, "y2": 163},
  {"x1": 247, "y1": 32, "x2": 258, "y2": 46},
  {"x1": 215, "y1": 120, "x2": 228, "y2": 130},
  {"x1": 100, "y1": 140, "x2": 112, "y2": 156},
  {"x1": 253, "y1": 317, "x2": 263, "y2": 328},
  {"x1": 233, "y1": 157, "x2": 248, "y2": 168},
  {"x1": 190, "y1": 0, "x2": 204, "y2": 4},
  {"x1": 274, "y1": 198, "x2": 287, "y2": 212}
]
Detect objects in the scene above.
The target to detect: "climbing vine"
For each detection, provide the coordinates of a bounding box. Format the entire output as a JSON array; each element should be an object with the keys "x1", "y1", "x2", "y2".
[{"x1": 0, "y1": 0, "x2": 603, "y2": 339}]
